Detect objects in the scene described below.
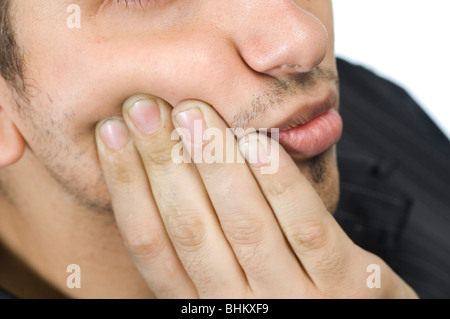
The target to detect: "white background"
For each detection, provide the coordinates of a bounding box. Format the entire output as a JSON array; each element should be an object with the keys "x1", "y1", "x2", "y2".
[{"x1": 333, "y1": 0, "x2": 450, "y2": 139}]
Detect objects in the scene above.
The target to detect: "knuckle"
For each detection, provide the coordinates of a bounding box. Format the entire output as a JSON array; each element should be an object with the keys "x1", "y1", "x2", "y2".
[
  {"x1": 265, "y1": 179, "x2": 292, "y2": 199},
  {"x1": 234, "y1": 244, "x2": 266, "y2": 278},
  {"x1": 109, "y1": 166, "x2": 140, "y2": 186},
  {"x1": 141, "y1": 146, "x2": 173, "y2": 166},
  {"x1": 223, "y1": 216, "x2": 267, "y2": 246},
  {"x1": 102, "y1": 152, "x2": 140, "y2": 186},
  {"x1": 144, "y1": 152, "x2": 185, "y2": 179},
  {"x1": 199, "y1": 161, "x2": 227, "y2": 179},
  {"x1": 166, "y1": 212, "x2": 209, "y2": 252},
  {"x1": 122, "y1": 230, "x2": 167, "y2": 260},
  {"x1": 288, "y1": 219, "x2": 330, "y2": 253},
  {"x1": 314, "y1": 245, "x2": 345, "y2": 282}
]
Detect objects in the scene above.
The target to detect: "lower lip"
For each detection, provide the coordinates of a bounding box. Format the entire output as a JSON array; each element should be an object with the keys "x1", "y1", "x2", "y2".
[{"x1": 278, "y1": 109, "x2": 343, "y2": 159}]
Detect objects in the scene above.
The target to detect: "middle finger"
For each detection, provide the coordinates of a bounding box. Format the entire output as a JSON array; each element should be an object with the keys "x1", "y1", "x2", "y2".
[{"x1": 172, "y1": 100, "x2": 309, "y2": 297}]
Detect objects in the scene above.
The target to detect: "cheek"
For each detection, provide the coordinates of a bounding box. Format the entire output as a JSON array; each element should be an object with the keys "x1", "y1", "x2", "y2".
[
  {"x1": 11, "y1": 95, "x2": 113, "y2": 210},
  {"x1": 27, "y1": 33, "x2": 252, "y2": 145}
]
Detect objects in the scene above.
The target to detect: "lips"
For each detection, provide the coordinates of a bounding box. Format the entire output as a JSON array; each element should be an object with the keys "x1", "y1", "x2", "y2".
[{"x1": 275, "y1": 92, "x2": 343, "y2": 159}]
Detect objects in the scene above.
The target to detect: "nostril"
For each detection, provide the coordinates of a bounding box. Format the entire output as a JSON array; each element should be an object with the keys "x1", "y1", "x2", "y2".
[
  {"x1": 279, "y1": 64, "x2": 304, "y2": 72},
  {"x1": 265, "y1": 64, "x2": 305, "y2": 78}
]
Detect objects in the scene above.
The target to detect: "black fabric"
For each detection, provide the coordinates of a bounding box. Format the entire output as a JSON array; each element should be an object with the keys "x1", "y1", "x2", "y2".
[
  {"x1": 336, "y1": 58, "x2": 450, "y2": 299},
  {"x1": 0, "y1": 287, "x2": 14, "y2": 299},
  {"x1": 1, "y1": 59, "x2": 449, "y2": 299}
]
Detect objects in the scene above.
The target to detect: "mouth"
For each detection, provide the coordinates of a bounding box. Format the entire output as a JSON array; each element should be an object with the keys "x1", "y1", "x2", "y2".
[{"x1": 272, "y1": 91, "x2": 343, "y2": 159}]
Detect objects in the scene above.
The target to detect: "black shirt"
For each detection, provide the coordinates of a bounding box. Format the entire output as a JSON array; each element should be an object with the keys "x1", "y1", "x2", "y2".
[
  {"x1": 1, "y1": 58, "x2": 449, "y2": 298},
  {"x1": 336, "y1": 58, "x2": 450, "y2": 298}
]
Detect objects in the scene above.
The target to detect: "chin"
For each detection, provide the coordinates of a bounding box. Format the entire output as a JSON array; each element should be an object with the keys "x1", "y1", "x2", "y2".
[{"x1": 294, "y1": 146, "x2": 340, "y2": 214}]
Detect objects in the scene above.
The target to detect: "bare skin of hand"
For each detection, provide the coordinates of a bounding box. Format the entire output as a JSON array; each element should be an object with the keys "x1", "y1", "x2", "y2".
[{"x1": 95, "y1": 94, "x2": 418, "y2": 299}]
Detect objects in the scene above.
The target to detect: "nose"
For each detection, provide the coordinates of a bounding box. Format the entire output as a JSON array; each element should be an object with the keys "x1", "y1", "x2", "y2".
[{"x1": 230, "y1": 0, "x2": 329, "y2": 78}]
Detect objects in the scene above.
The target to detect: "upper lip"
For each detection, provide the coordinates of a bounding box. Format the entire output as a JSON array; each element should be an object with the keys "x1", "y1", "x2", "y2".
[{"x1": 274, "y1": 91, "x2": 337, "y2": 132}]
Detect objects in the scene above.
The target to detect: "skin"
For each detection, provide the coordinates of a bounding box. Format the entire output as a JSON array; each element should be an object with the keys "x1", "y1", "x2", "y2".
[{"x1": 0, "y1": 0, "x2": 417, "y2": 298}]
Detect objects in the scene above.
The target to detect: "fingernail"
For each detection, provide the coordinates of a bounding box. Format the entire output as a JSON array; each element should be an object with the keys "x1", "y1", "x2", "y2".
[
  {"x1": 128, "y1": 99, "x2": 161, "y2": 135},
  {"x1": 174, "y1": 108, "x2": 206, "y2": 144},
  {"x1": 238, "y1": 134, "x2": 270, "y2": 167},
  {"x1": 100, "y1": 119, "x2": 130, "y2": 151}
]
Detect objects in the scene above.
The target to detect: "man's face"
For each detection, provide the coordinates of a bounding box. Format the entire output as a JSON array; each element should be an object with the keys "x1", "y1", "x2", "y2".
[{"x1": 9, "y1": 0, "x2": 340, "y2": 213}]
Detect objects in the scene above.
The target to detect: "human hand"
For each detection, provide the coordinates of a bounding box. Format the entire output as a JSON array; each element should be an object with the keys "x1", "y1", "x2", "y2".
[{"x1": 95, "y1": 94, "x2": 418, "y2": 299}]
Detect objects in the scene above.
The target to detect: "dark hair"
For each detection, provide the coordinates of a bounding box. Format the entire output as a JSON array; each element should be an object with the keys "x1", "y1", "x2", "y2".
[{"x1": 0, "y1": 0, "x2": 26, "y2": 95}]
